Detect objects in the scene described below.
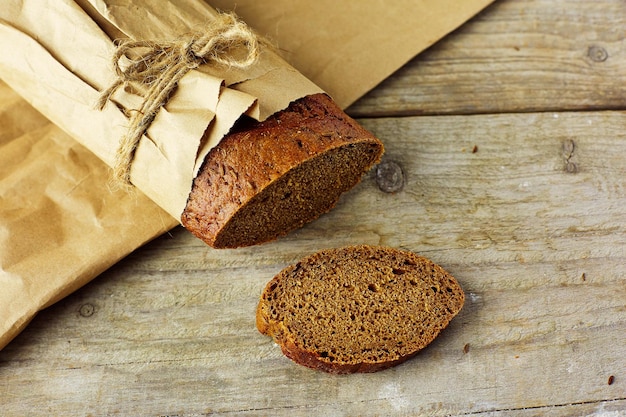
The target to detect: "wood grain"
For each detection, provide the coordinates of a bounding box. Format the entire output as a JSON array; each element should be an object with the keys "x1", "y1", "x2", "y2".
[
  {"x1": 1, "y1": 0, "x2": 626, "y2": 415},
  {"x1": 2, "y1": 110, "x2": 625, "y2": 416},
  {"x1": 348, "y1": 0, "x2": 626, "y2": 117}
]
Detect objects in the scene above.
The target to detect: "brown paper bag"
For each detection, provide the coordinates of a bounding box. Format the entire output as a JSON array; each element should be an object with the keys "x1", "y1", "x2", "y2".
[
  {"x1": 209, "y1": 0, "x2": 495, "y2": 108},
  {"x1": 0, "y1": 0, "x2": 322, "y2": 218},
  {"x1": 0, "y1": 81, "x2": 177, "y2": 348},
  {"x1": 0, "y1": 0, "x2": 494, "y2": 349}
]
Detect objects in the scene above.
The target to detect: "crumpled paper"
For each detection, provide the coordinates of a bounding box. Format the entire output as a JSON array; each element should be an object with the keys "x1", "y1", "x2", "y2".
[
  {"x1": 0, "y1": 0, "x2": 322, "y2": 218},
  {"x1": 0, "y1": 0, "x2": 494, "y2": 350},
  {"x1": 0, "y1": 80, "x2": 177, "y2": 347}
]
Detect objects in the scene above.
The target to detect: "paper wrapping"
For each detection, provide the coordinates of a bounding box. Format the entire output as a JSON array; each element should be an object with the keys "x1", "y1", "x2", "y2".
[
  {"x1": 0, "y1": 0, "x2": 322, "y2": 218},
  {"x1": 0, "y1": 80, "x2": 178, "y2": 347},
  {"x1": 0, "y1": 0, "x2": 495, "y2": 350},
  {"x1": 210, "y1": 0, "x2": 496, "y2": 109}
]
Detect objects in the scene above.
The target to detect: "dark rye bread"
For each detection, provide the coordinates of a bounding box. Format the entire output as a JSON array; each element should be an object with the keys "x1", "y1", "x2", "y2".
[
  {"x1": 256, "y1": 245, "x2": 465, "y2": 374},
  {"x1": 181, "y1": 93, "x2": 384, "y2": 248}
]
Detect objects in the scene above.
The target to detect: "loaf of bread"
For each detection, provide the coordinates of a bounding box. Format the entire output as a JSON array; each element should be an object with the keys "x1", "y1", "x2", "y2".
[
  {"x1": 181, "y1": 93, "x2": 384, "y2": 248},
  {"x1": 256, "y1": 245, "x2": 465, "y2": 374}
]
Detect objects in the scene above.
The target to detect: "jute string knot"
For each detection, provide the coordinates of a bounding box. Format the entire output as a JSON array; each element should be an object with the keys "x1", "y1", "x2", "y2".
[{"x1": 96, "y1": 12, "x2": 259, "y2": 187}]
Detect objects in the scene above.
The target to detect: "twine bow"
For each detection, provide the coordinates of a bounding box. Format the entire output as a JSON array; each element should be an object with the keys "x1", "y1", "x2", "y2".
[{"x1": 95, "y1": 12, "x2": 259, "y2": 186}]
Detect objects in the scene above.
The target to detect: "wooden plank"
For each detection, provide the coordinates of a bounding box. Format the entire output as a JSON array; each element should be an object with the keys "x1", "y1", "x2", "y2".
[
  {"x1": 348, "y1": 0, "x2": 626, "y2": 117},
  {"x1": 1, "y1": 111, "x2": 624, "y2": 416}
]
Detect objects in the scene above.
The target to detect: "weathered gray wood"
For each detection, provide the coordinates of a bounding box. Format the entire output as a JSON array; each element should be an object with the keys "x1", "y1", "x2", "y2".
[
  {"x1": 2, "y1": 0, "x2": 626, "y2": 415},
  {"x1": 348, "y1": 0, "x2": 626, "y2": 117},
  {"x1": 1, "y1": 110, "x2": 624, "y2": 416}
]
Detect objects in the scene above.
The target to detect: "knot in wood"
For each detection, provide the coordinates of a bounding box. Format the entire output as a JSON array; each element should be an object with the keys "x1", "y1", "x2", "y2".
[
  {"x1": 79, "y1": 303, "x2": 95, "y2": 318},
  {"x1": 588, "y1": 45, "x2": 608, "y2": 63},
  {"x1": 376, "y1": 160, "x2": 404, "y2": 193}
]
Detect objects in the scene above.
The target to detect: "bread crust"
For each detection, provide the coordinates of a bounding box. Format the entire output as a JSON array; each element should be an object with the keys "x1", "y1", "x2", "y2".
[
  {"x1": 181, "y1": 93, "x2": 383, "y2": 248},
  {"x1": 256, "y1": 245, "x2": 465, "y2": 374}
]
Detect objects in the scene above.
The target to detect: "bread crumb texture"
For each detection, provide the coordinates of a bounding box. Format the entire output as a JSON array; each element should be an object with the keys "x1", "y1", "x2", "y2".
[
  {"x1": 257, "y1": 245, "x2": 465, "y2": 373},
  {"x1": 182, "y1": 93, "x2": 383, "y2": 248}
]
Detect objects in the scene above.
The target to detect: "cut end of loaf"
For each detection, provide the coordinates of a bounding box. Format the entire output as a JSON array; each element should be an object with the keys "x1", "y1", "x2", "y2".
[
  {"x1": 181, "y1": 93, "x2": 383, "y2": 248},
  {"x1": 256, "y1": 245, "x2": 465, "y2": 374}
]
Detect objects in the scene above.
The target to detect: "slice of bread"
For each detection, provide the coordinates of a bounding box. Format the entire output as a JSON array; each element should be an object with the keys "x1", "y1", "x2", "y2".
[
  {"x1": 256, "y1": 245, "x2": 465, "y2": 373},
  {"x1": 181, "y1": 93, "x2": 383, "y2": 248}
]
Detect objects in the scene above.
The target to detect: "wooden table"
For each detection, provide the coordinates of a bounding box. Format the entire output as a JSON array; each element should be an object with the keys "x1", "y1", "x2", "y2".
[{"x1": 2, "y1": 0, "x2": 625, "y2": 415}]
